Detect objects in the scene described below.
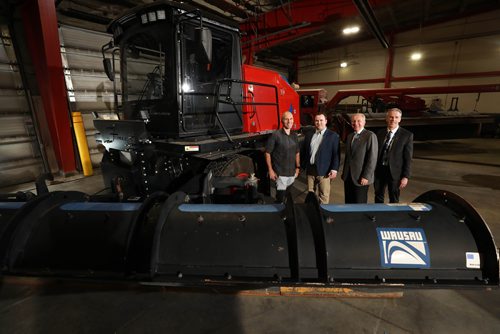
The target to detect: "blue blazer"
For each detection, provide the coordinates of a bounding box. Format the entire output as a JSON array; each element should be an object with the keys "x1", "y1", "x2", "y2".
[{"x1": 301, "y1": 129, "x2": 340, "y2": 176}]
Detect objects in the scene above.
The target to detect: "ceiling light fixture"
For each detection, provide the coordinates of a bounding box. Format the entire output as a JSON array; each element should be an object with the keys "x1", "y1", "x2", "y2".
[
  {"x1": 342, "y1": 26, "x2": 360, "y2": 35},
  {"x1": 411, "y1": 52, "x2": 422, "y2": 61},
  {"x1": 340, "y1": 62, "x2": 348, "y2": 68}
]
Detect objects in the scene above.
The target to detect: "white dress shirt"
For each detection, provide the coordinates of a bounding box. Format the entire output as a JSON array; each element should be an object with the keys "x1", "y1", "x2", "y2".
[{"x1": 310, "y1": 128, "x2": 326, "y2": 164}]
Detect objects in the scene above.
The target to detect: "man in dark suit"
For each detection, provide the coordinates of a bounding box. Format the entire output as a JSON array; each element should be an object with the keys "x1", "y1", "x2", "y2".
[
  {"x1": 374, "y1": 108, "x2": 413, "y2": 203},
  {"x1": 341, "y1": 113, "x2": 378, "y2": 203},
  {"x1": 301, "y1": 113, "x2": 340, "y2": 204}
]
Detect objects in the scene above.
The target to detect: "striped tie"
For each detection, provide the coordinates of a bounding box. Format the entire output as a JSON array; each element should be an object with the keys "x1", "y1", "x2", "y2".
[{"x1": 382, "y1": 131, "x2": 392, "y2": 165}]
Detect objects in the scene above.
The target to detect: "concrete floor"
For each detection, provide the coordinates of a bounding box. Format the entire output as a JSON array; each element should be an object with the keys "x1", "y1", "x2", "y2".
[{"x1": 1, "y1": 138, "x2": 499, "y2": 333}]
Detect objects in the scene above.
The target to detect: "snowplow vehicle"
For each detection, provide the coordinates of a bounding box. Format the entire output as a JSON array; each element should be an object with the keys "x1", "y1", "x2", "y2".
[{"x1": 0, "y1": 1, "x2": 498, "y2": 289}]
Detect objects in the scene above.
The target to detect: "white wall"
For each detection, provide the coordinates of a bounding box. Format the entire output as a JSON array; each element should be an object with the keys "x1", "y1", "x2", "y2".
[{"x1": 298, "y1": 10, "x2": 500, "y2": 113}]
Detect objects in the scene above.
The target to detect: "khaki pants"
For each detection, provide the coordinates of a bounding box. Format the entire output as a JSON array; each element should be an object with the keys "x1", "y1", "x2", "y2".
[{"x1": 307, "y1": 174, "x2": 331, "y2": 204}]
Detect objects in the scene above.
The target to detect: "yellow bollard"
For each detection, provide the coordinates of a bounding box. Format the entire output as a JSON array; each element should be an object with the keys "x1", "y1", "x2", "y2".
[{"x1": 72, "y1": 111, "x2": 93, "y2": 176}]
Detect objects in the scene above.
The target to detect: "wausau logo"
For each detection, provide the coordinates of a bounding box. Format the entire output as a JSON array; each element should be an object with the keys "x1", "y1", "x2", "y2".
[{"x1": 376, "y1": 228, "x2": 430, "y2": 268}]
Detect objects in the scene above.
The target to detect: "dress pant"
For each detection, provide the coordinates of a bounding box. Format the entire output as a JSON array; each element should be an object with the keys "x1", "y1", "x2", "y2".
[
  {"x1": 344, "y1": 172, "x2": 369, "y2": 204},
  {"x1": 374, "y1": 165, "x2": 400, "y2": 203}
]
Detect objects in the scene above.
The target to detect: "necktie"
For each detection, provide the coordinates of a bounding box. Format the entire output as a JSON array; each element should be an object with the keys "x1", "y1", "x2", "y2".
[
  {"x1": 351, "y1": 132, "x2": 359, "y2": 149},
  {"x1": 382, "y1": 131, "x2": 392, "y2": 165}
]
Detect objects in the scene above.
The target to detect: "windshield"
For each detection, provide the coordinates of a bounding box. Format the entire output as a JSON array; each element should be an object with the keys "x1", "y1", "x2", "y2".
[
  {"x1": 180, "y1": 22, "x2": 235, "y2": 131},
  {"x1": 122, "y1": 30, "x2": 166, "y2": 103},
  {"x1": 116, "y1": 17, "x2": 241, "y2": 136}
]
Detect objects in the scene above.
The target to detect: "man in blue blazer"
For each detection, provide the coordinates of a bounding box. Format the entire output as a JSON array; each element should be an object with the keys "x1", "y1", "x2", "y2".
[{"x1": 301, "y1": 113, "x2": 340, "y2": 204}]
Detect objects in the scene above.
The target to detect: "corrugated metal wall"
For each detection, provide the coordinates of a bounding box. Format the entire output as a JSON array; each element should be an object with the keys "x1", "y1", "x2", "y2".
[
  {"x1": 0, "y1": 25, "x2": 45, "y2": 188},
  {"x1": 0, "y1": 24, "x2": 118, "y2": 188},
  {"x1": 58, "y1": 25, "x2": 117, "y2": 167}
]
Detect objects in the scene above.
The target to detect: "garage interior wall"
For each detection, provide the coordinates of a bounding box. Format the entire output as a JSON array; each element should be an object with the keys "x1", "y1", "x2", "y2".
[
  {"x1": 0, "y1": 25, "x2": 46, "y2": 188},
  {"x1": 298, "y1": 10, "x2": 500, "y2": 113}
]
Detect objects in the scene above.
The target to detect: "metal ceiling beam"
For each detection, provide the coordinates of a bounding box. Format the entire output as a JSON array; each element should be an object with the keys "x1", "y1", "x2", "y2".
[
  {"x1": 201, "y1": 0, "x2": 250, "y2": 19},
  {"x1": 240, "y1": 0, "x2": 358, "y2": 55},
  {"x1": 352, "y1": 0, "x2": 390, "y2": 48},
  {"x1": 233, "y1": 0, "x2": 265, "y2": 15},
  {"x1": 175, "y1": 0, "x2": 242, "y2": 22},
  {"x1": 240, "y1": 0, "x2": 393, "y2": 57},
  {"x1": 242, "y1": 24, "x2": 320, "y2": 64},
  {"x1": 242, "y1": 21, "x2": 311, "y2": 45},
  {"x1": 241, "y1": 0, "x2": 358, "y2": 35}
]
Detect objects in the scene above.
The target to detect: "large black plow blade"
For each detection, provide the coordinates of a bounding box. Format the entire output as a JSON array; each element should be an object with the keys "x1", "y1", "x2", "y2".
[{"x1": 0, "y1": 190, "x2": 498, "y2": 287}]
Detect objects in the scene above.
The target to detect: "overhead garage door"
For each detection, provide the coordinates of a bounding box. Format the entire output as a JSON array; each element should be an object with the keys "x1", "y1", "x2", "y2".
[
  {"x1": 58, "y1": 24, "x2": 118, "y2": 168},
  {"x1": 0, "y1": 25, "x2": 46, "y2": 188}
]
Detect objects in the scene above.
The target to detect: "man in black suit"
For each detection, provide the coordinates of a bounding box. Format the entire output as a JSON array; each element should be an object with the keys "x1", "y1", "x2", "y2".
[
  {"x1": 374, "y1": 108, "x2": 414, "y2": 203},
  {"x1": 301, "y1": 113, "x2": 340, "y2": 204},
  {"x1": 341, "y1": 113, "x2": 378, "y2": 203}
]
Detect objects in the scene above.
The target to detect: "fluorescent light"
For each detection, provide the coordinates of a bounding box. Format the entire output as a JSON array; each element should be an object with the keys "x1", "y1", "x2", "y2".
[
  {"x1": 343, "y1": 26, "x2": 360, "y2": 35},
  {"x1": 411, "y1": 52, "x2": 422, "y2": 60},
  {"x1": 340, "y1": 62, "x2": 348, "y2": 68}
]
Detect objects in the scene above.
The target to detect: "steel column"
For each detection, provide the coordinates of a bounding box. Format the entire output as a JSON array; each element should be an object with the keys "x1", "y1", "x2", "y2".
[
  {"x1": 21, "y1": 0, "x2": 76, "y2": 174},
  {"x1": 384, "y1": 34, "x2": 395, "y2": 88}
]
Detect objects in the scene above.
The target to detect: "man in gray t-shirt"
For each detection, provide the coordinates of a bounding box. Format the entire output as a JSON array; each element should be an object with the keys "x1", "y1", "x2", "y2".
[{"x1": 265, "y1": 111, "x2": 300, "y2": 202}]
